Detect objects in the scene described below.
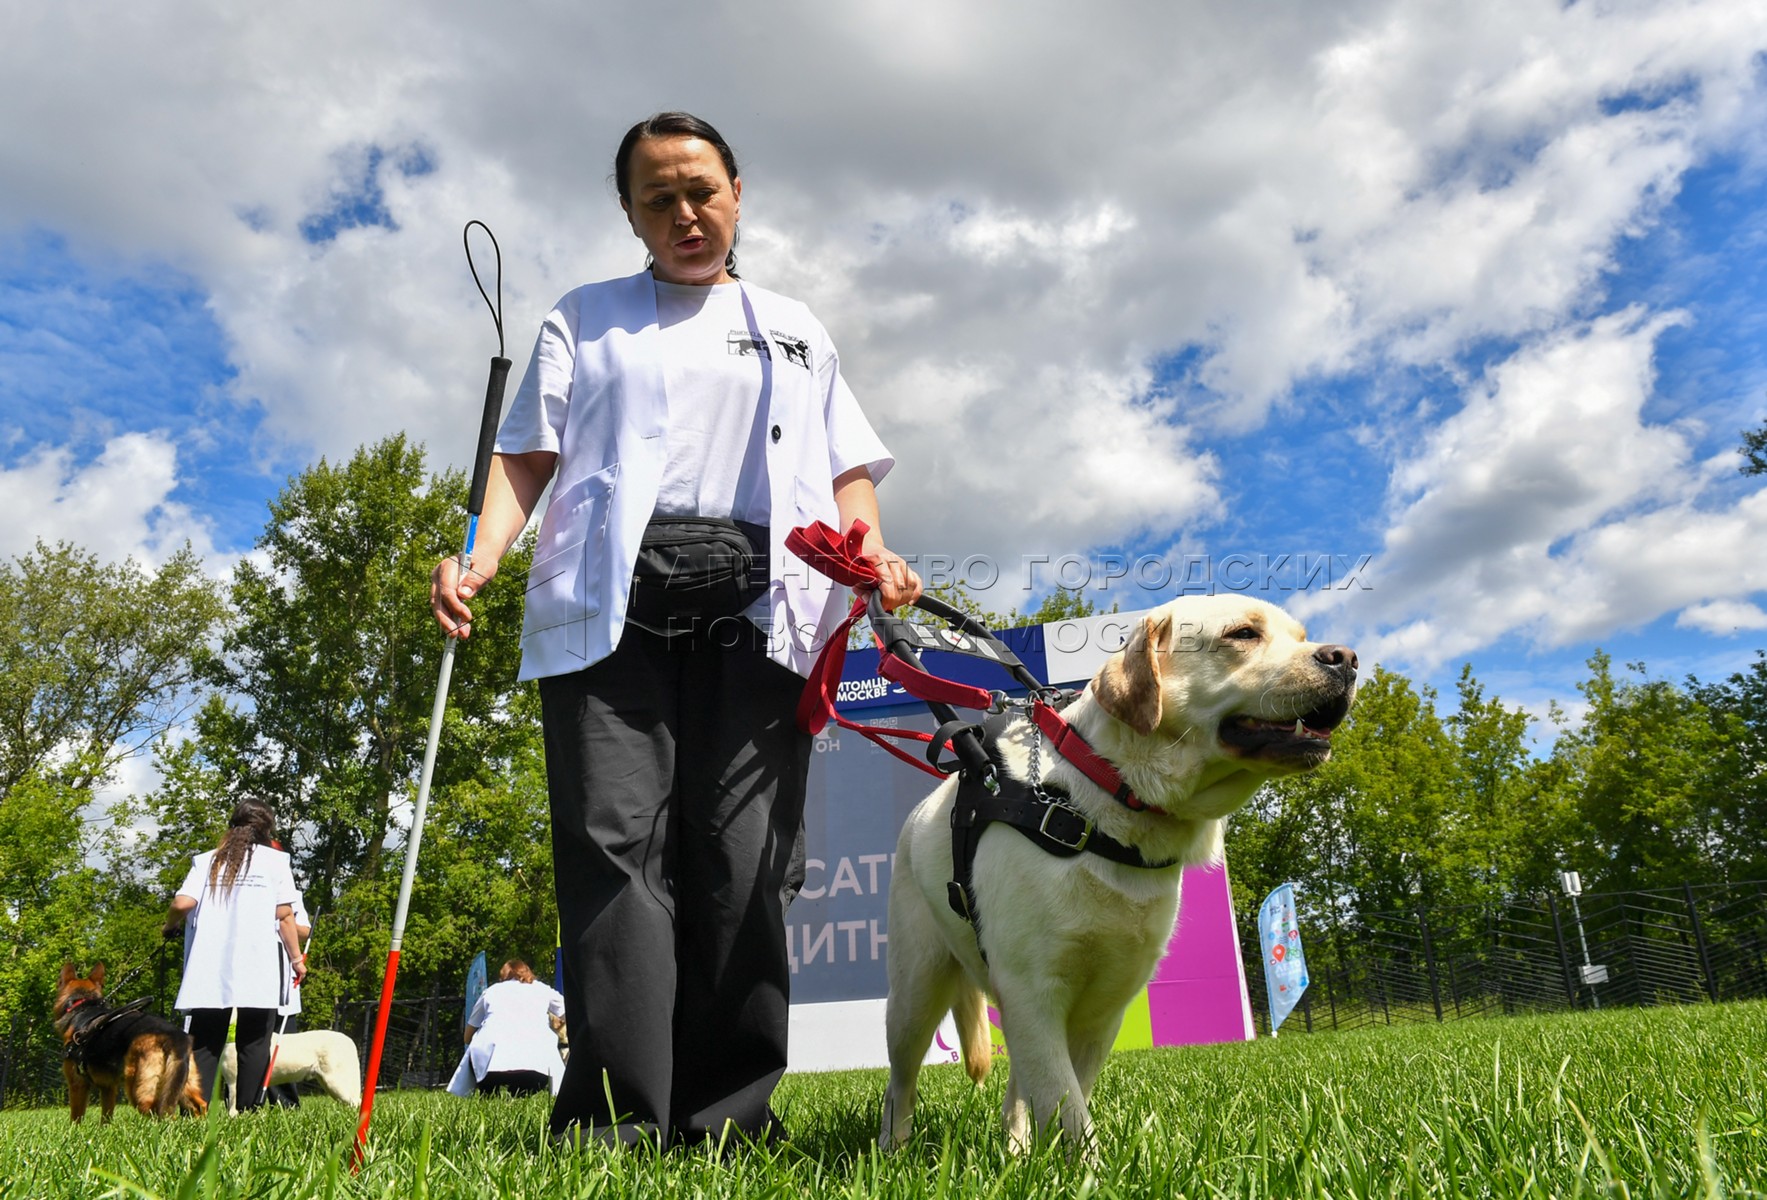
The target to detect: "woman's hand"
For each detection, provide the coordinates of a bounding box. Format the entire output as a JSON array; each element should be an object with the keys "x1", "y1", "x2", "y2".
[
  {"x1": 861, "y1": 537, "x2": 923, "y2": 612},
  {"x1": 426, "y1": 450, "x2": 558, "y2": 640},
  {"x1": 832, "y1": 466, "x2": 923, "y2": 612},
  {"x1": 290, "y1": 955, "x2": 307, "y2": 986},
  {"x1": 431, "y1": 554, "x2": 500, "y2": 640},
  {"x1": 162, "y1": 895, "x2": 194, "y2": 940}
]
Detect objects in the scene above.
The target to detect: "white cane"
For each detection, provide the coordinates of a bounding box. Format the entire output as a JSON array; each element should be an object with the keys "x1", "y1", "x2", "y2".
[{"x1": 354, "y1": 221, "x2": 510, "y2": 1168}]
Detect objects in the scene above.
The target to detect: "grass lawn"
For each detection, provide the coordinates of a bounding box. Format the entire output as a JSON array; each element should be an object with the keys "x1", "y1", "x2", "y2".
[{"x1": 2, "y1": 1001, "x2": 1763, "y2": 1198}]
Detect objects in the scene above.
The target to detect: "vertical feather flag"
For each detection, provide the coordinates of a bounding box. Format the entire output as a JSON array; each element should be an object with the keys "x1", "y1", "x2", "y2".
[
  {"x1": 1258, "y1": 883, "x2": 1309, "y2": 1035},
  {"x1": 463, "y1": 952, "x2": 487, "y2": 1031}
]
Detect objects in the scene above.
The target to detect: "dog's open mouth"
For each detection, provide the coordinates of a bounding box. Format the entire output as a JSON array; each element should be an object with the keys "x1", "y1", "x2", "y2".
[{"x1": 1218, "y1": 691, "x2": 1353, "y2": 762}]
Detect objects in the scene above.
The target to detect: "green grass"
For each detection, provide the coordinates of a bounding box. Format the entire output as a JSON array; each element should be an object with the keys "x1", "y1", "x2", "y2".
[{"x1": 3, "y1": 1001, "x2": 1764, "y2": 1198}]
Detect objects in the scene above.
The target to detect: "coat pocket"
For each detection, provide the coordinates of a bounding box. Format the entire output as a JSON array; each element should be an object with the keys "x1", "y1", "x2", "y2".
[
  {"x1": 523, "y1": 463, "x2": 617, "y2": 636},
  {"x1": 792, "y1": 475, "x2": 838, "y2": 529}
]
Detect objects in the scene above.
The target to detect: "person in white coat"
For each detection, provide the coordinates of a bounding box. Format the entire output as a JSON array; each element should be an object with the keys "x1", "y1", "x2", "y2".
[
  {"x1": 447, "y1": 959, "x2": 566, "y2": 1098},
  {"x1": 163, "y1": 798, "x2": 306, "y2": 1110},
  {"x1": 431, "y1": 111, "x2": 920, "y2": 1150}
]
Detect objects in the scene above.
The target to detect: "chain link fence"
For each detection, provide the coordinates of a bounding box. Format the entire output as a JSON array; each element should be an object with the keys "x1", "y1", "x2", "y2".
[
  {"x1": 9, "y1": 879, "x2": 1767, "y2": 1107},
  {"x1": 1241, "y1": 879, "x2": 1767, "y2": 1035}
]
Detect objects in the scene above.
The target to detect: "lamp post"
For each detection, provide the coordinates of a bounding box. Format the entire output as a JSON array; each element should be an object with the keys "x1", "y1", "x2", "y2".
[{"x1": 1560, "y1": 870, "x2": 1606, "y2": 1009}]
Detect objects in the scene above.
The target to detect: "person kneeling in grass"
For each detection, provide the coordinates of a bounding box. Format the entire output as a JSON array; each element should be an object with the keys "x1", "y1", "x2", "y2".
[{"x1": 447, "y1": 959, "x2": 566, "y2": 1098}]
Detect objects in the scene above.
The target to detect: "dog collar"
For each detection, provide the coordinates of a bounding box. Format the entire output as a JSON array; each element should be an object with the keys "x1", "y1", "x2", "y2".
[{"x1": 1029, "y1": 698, "x2": 1160, "y2": 815}]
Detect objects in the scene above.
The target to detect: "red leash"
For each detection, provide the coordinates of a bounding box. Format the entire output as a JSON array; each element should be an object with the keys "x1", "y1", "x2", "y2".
[
  {"x1": 787, "y1": 521, "x2": 1150, "y2": 810},
  {"x1": 784, "y1": 520, "x2": 952, "y2": 778}
]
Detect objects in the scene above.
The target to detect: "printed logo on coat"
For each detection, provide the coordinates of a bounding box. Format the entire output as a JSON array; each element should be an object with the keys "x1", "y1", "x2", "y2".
[
  {"x1": 727, "y1": 330, "x2": 771, "y2": 358},
  {"x1": 769, "y1": 331, "x2": 812, "y2": 370}
]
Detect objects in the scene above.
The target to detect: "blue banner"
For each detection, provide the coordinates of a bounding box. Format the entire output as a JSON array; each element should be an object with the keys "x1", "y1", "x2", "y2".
[
  {"x1": 1257, "y1": 883, "x2": 1309, "y2": 1034},
  {"x1": 463, "y1": 951, "x2": 487, "y2": 1028}
]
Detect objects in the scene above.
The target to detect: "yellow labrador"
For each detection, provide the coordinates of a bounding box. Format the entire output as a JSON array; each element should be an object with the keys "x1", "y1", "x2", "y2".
[
  {"x1": 220, "y1": 1029, "x2": 362, "y2": 1114},
  {"x1": 878, "y1": 596, "x2": 1357, "y2": 1152}
]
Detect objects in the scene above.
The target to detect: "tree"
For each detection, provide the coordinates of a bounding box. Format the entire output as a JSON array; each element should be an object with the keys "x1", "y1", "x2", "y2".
[
  {"x1": 1549, "y1": 652, "x2": 1735, "y2": 890},
  {"x1": 0, "y1": 542, "x2": 227, "y2": 799},
  {"x1": 1013, "y1": 588, "x2": 1112, "y2": 627},
  {"x1": 1443, "y1": 665, "x2": 1571, "y2": 902},
  {"x1": 207, "y1": 436, "x2": 534, "y2": 917},
  {"x1": 1740, "y1": 420, "x2": 1767, "y2": 476},
  {"x1": 336, "y1": 687, "x2": 558, "y2": 1003},
  {"x1": 1226, "y1": 667, "x2": 1458, "y2": 921},
  {"x1": 1688, "y1": 650, "x2": 1767, "y2": 881},
  {"x1": 0, "y1": 773, "x2": 166, "y2": 1076}
]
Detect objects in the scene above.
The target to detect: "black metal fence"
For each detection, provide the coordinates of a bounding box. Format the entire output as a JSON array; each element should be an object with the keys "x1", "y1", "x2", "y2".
[
  {"x1": 330, "y1": 993, "x2": 468, "y2": 1093},
  {"x1": 9, "y1": 879, "x2": 1767, "y2": 1106},
  {"x1": 1241, "y1": 879, "x2": 1767, "y2": 1035}
]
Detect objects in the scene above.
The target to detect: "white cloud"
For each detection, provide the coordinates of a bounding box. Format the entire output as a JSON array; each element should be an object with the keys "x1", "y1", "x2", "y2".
[
  {"x1": 0, "y1": 433, "x2": 218, "y2": 567},
  {"x1": 1677, "y1": 600, "x2": 1767, "y2": 635},
  {"x1": 2, "y1": 0, "x2": 1765, "y2": 664},
  {"x1": 1298, "y1": 311, "x2": 1767, "y2": 668}
]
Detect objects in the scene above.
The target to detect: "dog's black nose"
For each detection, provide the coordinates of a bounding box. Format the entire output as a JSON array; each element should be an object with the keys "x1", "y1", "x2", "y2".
[{"x1": 1315, "y1": 644, "x2": 1358, "y2": 675}]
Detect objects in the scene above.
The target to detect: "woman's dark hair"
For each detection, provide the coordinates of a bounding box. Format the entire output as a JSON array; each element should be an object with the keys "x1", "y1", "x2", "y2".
[
  {"x1": 209, "y1": 797, "x2": 277, "y2": 895},
  {"x1": 614, "y1": 111, "x2": 741, "y2": 278},
  {"x1": 499, "y1": 959, "x2": 536, "y2": 984}
]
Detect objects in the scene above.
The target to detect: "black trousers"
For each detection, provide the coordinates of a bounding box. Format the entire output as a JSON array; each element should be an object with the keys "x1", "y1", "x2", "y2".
[
  {"x1": 540, "y1": 620, "x2": 810, "y2": 1146},
  {"x1": 188, "y1": 1007, "x2": 275, "y2": 1110},
  {"x1": 479, "y1": 1069, "x2": 551, "y2": 1097}
]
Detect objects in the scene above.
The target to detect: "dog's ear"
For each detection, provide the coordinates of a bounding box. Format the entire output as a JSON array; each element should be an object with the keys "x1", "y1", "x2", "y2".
[
  {"x1": 89, "y1": 962, "x2": 105, "y2": 988},
  {"x1": 59, "y1": 962, "x2": 76, "y2": 987},
  {"x1": 1093, "y1": 614, "x2": 1171, "y2": 736}
]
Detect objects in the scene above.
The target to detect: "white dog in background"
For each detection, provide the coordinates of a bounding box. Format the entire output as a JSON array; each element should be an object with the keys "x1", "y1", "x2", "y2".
[
  {"x1": 878, "y1": 596, "x2": 1358, "y2": 1153},
  {"x1": 220, "y1": 1029, "x2": 362, "y2": 1114}
]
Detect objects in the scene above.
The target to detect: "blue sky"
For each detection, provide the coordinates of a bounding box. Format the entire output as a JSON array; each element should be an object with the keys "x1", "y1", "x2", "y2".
[{"x1": 3, "y1": 0, "x2": 1766, "y2": 750}]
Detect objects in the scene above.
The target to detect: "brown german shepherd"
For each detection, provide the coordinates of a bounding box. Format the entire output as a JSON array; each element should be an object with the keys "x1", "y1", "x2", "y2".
[{"x1": 53, "y1": 963, "x2": 207, "y2": 1121}]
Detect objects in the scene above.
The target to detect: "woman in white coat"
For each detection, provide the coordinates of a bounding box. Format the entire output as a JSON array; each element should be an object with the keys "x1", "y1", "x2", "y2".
[
  {"x1": 448, "y1": 959, "x2": 566, "y2": 1098},
  {"x1": 430, "y1": 112, "x2": 920, "y2": 1149},
  {"x1": 163, "y1": 798, "x2": 306, "y2": 1110}
]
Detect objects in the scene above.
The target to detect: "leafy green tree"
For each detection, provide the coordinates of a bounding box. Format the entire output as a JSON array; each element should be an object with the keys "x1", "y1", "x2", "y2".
[
  {"x1": 207, "y1": 435, "x2": 535, "y2": 922},
  {"x1": 1013, "y1": 587, "x2": 1111, "y2": 627},
  {"x1": 112, "y1": 702, "x2": 237, "y2": 898},
  {"x1": 1740, "y1": 420, "x2": 1767, "y2": 476},
  {"x1": 1688, "y1": 650, "x2": 1766, "y2": 881},
  {"x1": 319, "y1": 687, "x2": 559, "y2": 1017},
  {"x1": 0, "y1": 773, "x2": 167, "y2": 1079},
  {"x1": 1443, "y1": 665, "x2": 1573, "y2": 902},
  {"x1": 1550, "y1": 652, "x2": 1735, "y2": 890},
  {"x1": 0, "y1": 541, "x2": 227, "y2": 799},
  {"x1": 1227, "y1": 666, "x2": 1457, "y2": 921}
]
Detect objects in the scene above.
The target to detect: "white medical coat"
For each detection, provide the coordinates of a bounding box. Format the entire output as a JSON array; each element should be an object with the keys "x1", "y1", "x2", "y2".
[
  {"x1": 446, "y1": 979, "x2": 568, "y2": 1097},
  {"x1": 496, "y1": 272, "x2": 892, "y2": 681},
  {"x1": 173, "y1": 847, "x2": 300, "y2": 1012}
]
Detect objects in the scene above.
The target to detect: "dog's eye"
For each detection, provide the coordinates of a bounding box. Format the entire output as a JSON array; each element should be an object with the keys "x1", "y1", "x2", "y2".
[{"x1": 1222, "y1": 626, "x2": 1261, "y2": 641}]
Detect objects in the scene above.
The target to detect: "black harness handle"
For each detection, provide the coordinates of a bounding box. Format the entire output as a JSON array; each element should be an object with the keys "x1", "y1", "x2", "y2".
[
  {"x1": 867, "y1": 591, "x2": 1032, "y2": 780},
  {"x1": 866, "y1": 591, "x2": 1043, "y2": 690}
]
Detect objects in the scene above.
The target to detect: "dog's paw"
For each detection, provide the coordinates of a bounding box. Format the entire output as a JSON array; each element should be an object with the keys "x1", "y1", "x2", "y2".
[{"x1": 876, "y1": 1096, "x2": 912, "y2": 1152}]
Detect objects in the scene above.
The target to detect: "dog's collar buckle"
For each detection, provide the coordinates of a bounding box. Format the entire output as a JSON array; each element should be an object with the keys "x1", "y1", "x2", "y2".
[{"x1": 1037, "y1": 801, "x2": 1092, "y2": 853}]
